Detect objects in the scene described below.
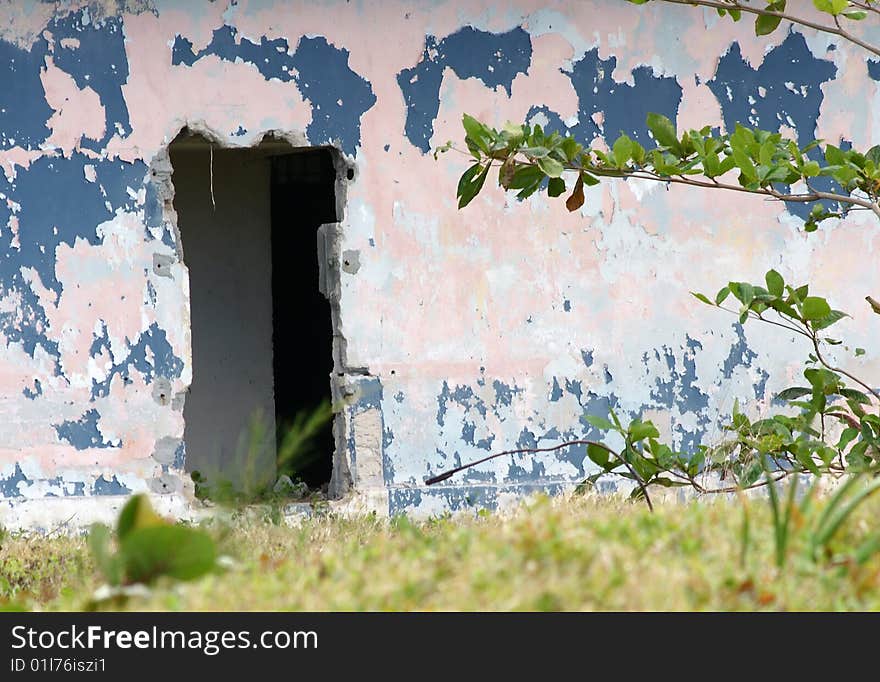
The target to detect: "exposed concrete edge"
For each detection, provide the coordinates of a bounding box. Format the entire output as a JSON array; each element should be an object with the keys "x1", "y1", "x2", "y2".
[{"x1": 0, "y1": 493, "x2": 209, "y2": 534}]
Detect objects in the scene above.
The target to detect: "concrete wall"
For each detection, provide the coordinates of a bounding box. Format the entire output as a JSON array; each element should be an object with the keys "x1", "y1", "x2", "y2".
[
  {"x1": 170, "y1": 141, "x2": 276, "y2": 489},
  {"x1": 1, "y1": 0, "x2": 879, "y2": 524}
]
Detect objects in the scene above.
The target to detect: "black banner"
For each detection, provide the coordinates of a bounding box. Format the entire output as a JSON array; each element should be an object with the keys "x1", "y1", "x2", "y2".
[{"x1": 0, "y1": 611, "x2": 872, "y2": 675}]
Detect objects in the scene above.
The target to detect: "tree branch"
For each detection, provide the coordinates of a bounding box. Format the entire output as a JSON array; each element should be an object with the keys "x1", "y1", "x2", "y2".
[{"x1": 653, "y1": 0, "x2": 880, "y2": 58}]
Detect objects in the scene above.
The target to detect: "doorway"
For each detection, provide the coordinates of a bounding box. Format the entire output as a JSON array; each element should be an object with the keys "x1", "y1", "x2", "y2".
[{"x1": 169, "y1": 132, "x2": 337, "y2": 493}]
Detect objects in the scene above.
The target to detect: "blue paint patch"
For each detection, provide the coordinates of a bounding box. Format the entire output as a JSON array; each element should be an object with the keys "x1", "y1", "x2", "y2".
[
  {"x1": 564, "y1": 378, "x2": 582, "y2": 401},
  {"x1": 352, "y1": 376, "x2": 383, "y2": 414},
  {"x1": 0, "y1": 153, "x2": 146, "y2": 367},
  {"x1": 290, "y1": 36, "x2": 377, "y2": 156},
  {"x1": 460, "y1": 419, "x2": 495, "y2": 452},
  {"x1": 869, "y1": 60, "x2": 880, "y2": 80},
  {"x1": 426, "y1": 373, "x2": 623, "y2": 488},
  {"x1": 718, "y1": 323, "x2": 770, "y2": 400},
  {"x1": 563, "y1": 299, "x2": 571, "y2": 312},
  {"x1": 0, "y1": 463, "x2": 28, "y2": 498},
  {"x1": 66, "y1": 481, "x2": 85, "y2": 496},
  {"x1": 0, "y1": 8, "x2": 132, "y2": 152},
  {"x1": 90, "y1": 322, "x2": 112, "y2": 358},
  {"x1": 549, "y1": 377, "x2": 563, "y2": 402},
  {"x1": 645, "y1": 336, "x2": 711, "y2": 454},
  {"x1": 92, "y1": 474, "x2": 131, "y2": 496},
  {"x1": 171, "y1": 26, "x2": 376, "y2": 155},
  {"x1": 172, "y1": 440, "x2": 186, "y2": 470},
  {"x1": 0, "y1": 33, "x2": 52, "y2": 150},
  {"x1": 436, "y1": 381, "x2": 485, "y2": 425},
  {"x1": 50, "y1": 10, "x2": 132, "y2": 148},
  {"x1": 543, "y1": 49, "x2": 683, "y2": 149},
  {"x1": 581, "y1": 349, "x2": 593, "y2": 367},
  {"x1": 754, "y1": 368, "x2": 770, "y2": 400},
  {"x1": 143, "y1": 181, "x2": 163, "y2": 229},
  {"x1": 398, "y1": 26, "x2": 532, "y2": 152},
  {"x1": 721, "y1": 324, "x2": 758, "y2": 379},
  {"x1": 22, "y1": 378, "x2": 42, "y2": 399},
  {"x1": 707, "y1": 31, "x2": 836, "y2": 218},
  {"x1": 90, "y1": 323, "x2": 184, "y2": 399},
  {"x1": 54, "y1": 408, "x2": 120, "y2": 449},
  {"x1": 492, "y1": 379, "x2": 521, "y2": 409},
  {"x1": 146, "y1": 278, "x2": 157, "y2": 306}
]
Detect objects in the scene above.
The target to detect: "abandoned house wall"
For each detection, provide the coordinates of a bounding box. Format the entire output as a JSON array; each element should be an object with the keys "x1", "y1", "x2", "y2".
[{"x1": 1, "y1": 0, "x2": 879, "y2": 525}]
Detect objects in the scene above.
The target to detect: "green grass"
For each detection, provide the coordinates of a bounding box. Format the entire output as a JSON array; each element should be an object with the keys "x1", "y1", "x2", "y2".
[{"x1": 2, "y1": 492, "x2": 880, "y2": 611}]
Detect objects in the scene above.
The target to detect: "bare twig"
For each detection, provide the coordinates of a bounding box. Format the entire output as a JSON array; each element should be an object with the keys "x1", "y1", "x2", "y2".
[
  {"x1": 809, "y1": 331, "x2": 880, "y2": 402},
  {"x1": 424, "y1": 439, "x2": 654, "y2": 511}
]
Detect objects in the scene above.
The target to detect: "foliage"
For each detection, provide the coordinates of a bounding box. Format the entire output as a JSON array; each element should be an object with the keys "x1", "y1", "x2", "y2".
[
  {"x1": 430, "y1": 1, "x2": 880, "y2": 546},
  {"x1": 9, "y1": 494, "x2": 880, "y2": 611},
  {"x1": 192, "y1": 400, "x2": 333, "y2": 506},
  {"x1": 443, "y1": 113, "x2": 880, "y2": 231},
  {"x1": 277, "y1": 399, "x2": 334, "y2": 479},
  {"x1": 757, "y1": 470, "x2": 880, "y2": 569},
  {"x1": 88, "y1": 494, "x2": 217, "y2": 589}
]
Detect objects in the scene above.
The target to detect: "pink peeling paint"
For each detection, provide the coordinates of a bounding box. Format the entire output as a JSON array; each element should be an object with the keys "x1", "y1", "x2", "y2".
[{"x1": 40, "y1": 56, "x2": 106, "y2": 154}]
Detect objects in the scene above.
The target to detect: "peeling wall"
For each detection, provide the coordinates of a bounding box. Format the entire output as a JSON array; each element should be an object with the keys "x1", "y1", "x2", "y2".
[{"x1": 2, "y1": 0, "x2": 879, "y2": 522}]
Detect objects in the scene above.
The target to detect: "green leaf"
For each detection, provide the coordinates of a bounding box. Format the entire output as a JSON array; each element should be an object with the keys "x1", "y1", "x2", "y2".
[
  {"x1": 612, "y1": 134, "x2": 634, "y2": 167},
  {"x1": 691, "y1": 292, "x2": 712, "y2": 305},
  {"x1": 813, "y1": 0, "x2": 851, "y2": 15},
  {"x1": 801, "y1": 160, "x2": 821, "y2": 177},
  {"x1": 855, "y1": 348, "x2": 866, "y2": 357},
  {"x1": 507, "y1": 165, "x2": 544, "y2": 190},
  {"x1": 755, "y1": 1, "x2": 786, "y2": 35},
  {"x1": 802, "y1": 296, "x2": 832, "y2": 321},
  {"x1": 585, "y1": 415, "x2": 615, "y2": 431},
  {"x1": 840, "y1": 9, "x2": 868, "y2": 20},
  {"x1": 765, "y1": 269, "x2": 784, "y2": 297},
  {"x1": 775, "y1": 387, "x2": 812, "y2": 401},
  {"x1": 462, "y1": 114, "x2": 491, "y2": 153},
  {"x1": 715, "y1": 286, "x2": 731, "y2": 305},
  {"x1": 457, "y1": 162, "x2": 491, "y2": 209},
  {"x1": 537, "y1": 156, "x2": 564, "y2": 178},
  {"x1": 121, "y1": 526, "x2": 217, "y2": 584},
  {"x1": 732, "y1": 148, "x2": 758, "y2": 182},
  {"x1": 839, "y1": 388, "x2": 871, "y2": 405},
  {"x1": 628, "y1": 419, "x2": 660, "y2": 442},
  {"x1": 646, "y1": 113, "x2": 680, "y2": 152},
  {"x1": 117, "y1": 494, "x2": 166, "y2": 540},
  {"x1": 728, "y1": 281, "x2": 755, "y2": 305},
  {"x1": 587, "y1": 443, "x2": 611, "y2": 469},
  {"x1": 811, "y1": 309, "x2": 849, "y2": 330},
  {"x1": 547, "y1": 177, "x2": 566, "y2": 198},
  {"x1": 837, "y1": 427, "x2": 860, "y2": 451}
]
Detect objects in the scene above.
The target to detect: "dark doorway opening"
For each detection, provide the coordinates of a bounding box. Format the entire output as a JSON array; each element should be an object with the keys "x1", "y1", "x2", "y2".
[
  {"x1": 270, "y1": 149, "x2": 337, "y2": 489},
  {"x1": 169, "y1": 132, "x2": 337, "y2": 493}
]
